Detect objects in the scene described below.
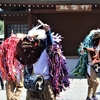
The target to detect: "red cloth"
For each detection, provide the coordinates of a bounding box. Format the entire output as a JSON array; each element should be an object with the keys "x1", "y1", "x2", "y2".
[
  {"x1": 87, "y1": 48, "x2": 100, "y2": 64},
  {"x1": 0, "y1": 35, "x2": 24, "y2": 80}
]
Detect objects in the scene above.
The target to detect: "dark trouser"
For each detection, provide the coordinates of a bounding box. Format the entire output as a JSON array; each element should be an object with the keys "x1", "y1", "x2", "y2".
[
  {"x1": 86, "y1": 67, "x2": 100, "y2": 98},
  {"x1": 26, "y1": 79, "x2": 56, "y2": 100},
  {"x1": 0, "y1": 76, "x2": 4, "y2": 89}
]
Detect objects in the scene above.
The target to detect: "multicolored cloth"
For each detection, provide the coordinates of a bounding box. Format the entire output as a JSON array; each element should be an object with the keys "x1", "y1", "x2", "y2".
[
  {"x1": 0, "y1": 35, "x2": 24, "y2": 81},
  {"x1": 47, "y1": 41, "x2": 70, "y2": 96},
  {"x1": 72, "y1": 29, "x2": 100, "y2": 78}
]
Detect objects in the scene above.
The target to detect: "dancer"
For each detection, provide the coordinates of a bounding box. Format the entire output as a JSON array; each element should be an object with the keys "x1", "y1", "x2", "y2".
[
  {"x1": 16, "y1": 20, "x2": 70, "y2": 100},
  {"x1": 0, "y1": 32, "x2": 25, "y2": 100},
  {"x1": 0, "y1": 20, "x2": 70, "y2": 100},
  {"x1": 73, "y1": 29, "x2": 100, "y2": 100}
]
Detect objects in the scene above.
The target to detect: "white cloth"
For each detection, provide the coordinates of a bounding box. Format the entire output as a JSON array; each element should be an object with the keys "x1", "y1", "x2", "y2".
[
  {"x1": 87, "y1": 65, "x2": 91, "y2": 76},
  {"x1": 87, "y1": 51, "x2": 93, "y2": 76},
  {"x1": 33, "y1": 49, "x2": 49, "y2": 80}
]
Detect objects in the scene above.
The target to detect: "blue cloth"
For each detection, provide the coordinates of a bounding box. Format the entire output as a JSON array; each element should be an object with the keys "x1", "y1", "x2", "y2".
[
  {"x1": 46, "y1": 30, "x2": 54, "y2": 46},
  {"x1": 0, "y1": 71, "x2": 2, "y2": 77}
]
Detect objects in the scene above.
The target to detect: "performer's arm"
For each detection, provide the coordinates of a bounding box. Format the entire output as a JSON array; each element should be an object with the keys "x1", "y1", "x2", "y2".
[{"x1": 43, "y1": 24, "x2": 54, "y2": 46}]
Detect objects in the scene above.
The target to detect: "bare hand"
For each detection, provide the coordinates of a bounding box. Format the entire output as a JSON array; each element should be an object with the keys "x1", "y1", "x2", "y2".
[{"x1": 43, "y1": 24, "x2": 50, "y2": 32}]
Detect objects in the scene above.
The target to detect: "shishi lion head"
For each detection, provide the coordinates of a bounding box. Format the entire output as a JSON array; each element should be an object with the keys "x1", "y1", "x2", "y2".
[{"x1": 90, "y1": 29, "x2": 100, "y2": 48}]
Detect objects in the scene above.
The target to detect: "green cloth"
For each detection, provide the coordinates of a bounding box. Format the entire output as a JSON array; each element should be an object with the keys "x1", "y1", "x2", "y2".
[
  {"x1": 72, "y1": 30, "x2": 94, "y2": 78},
  {"x1": 72, "y1": 52, "x2": 88, "y2": 78}
]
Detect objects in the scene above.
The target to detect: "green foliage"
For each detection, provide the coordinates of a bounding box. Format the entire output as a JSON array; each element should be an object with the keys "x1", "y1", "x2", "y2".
[{"x1": 0, "y1": 20, "x2": 4, "y2": 35}]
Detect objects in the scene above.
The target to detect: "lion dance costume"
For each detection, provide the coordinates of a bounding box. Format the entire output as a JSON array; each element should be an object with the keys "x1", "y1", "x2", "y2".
[
  {"x1": 73, "y1": 29, "x2": 100, "y2": 100},
  {"x1": 0, "y1": 20, "x2": 70, "y2": 100}
]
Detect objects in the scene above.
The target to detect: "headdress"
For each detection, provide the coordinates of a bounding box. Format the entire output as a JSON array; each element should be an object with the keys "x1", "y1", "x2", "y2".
[{"x1": 28, "y1": 21, "x2": 47, "y2": 39}]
